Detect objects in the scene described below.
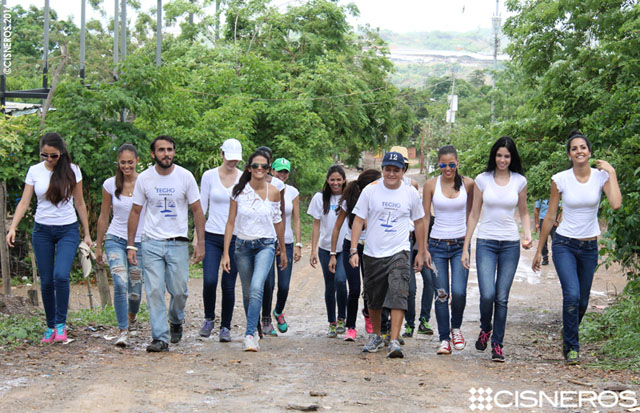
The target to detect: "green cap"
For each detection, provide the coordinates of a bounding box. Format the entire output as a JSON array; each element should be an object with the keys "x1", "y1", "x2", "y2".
[{"x1": 272, "y1": 157, "x2": 291, "y2": 172}]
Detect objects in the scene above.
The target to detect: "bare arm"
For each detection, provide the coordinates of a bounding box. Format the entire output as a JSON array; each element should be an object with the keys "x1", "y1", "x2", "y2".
[
  {"x1": 464, "y1": 177, "x2": 474, "y2": 223},
  {"x1": 292, "y1": 195, "x2": 301, "y2": 262},
  {"x1": 95, "y1": 187, "x2": 113, "y2": 265},
  {"x1": 533, "y1": 181, "x2": 561, "y2": 271},
  {"x1": 328, "y1": 209, "x2": 348, "y2": 273},
  {"x1": 309, "y1": 219, "x2": 321, "y2": 269},
  {"x1": 6, "y1": 184, "x2": 35, "y2": 248},
  {"x1": 462, "y1": 184, "x2": 483, "y2": 269},
  {"x1": 221, "y1": 199, "x2": 238, "y2": 273},
  {"x1": 348, "y1": 216, "x2": 365, "y2": 268},
  {"x1": 599, "y1": 160, "x2": 622, "y2": 210},
  {"x1": 190, "y1": 200, "x2": 206, "y2": 263},
  {"x1": 73, "y1": 181, "x2": 92, "y2": 246},
  {"x1": 517, "y1": 185, "x2": 532, "y2": 249},
  {"x1": 422, "y1": 179, "x2": 434, "y2": 245},
  {"x1": 127, "y1": 204, "x2": 143, "y2": 265}
]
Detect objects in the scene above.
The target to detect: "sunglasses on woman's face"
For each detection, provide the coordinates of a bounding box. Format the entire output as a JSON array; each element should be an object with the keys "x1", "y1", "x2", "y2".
[
  {"x1": 250, "y1": 163, "x2": 270, "y2": 170},
  {"x1": 439, "y1": 162, "x2": 457, "y2": 169},
  {"x1": 41, "y1": 153, "x2": 60, "y2": 159}
]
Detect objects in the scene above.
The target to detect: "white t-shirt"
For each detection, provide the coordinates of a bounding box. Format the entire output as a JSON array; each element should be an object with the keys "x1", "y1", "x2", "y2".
[
  {"x1": 270, "y1": 175, "x2": 285, "y2": 192},
  {"x1": 553, "y1": 168, "x2": 609, "y2": 238},
  {"x1": 233, "y1": 183, "x2": 282, "y2": 240},
  {"x1": 103, "y1": 177, "x2": 145, "y2": 242},
  {"x1": 341, "y1": 200, "x2": 366, "y2": 242},
  {"x1": 132, "y1": 165, "x2": 200, "y2": 240},
  {"x1": 431, "y1": 176, "x2": 467, "y2": 239},
  {"x1": 475, "y1": 171, "x2": 527, "y2": 241},
  {"x1": 283, "y1": 184, "x2": 299, "y2": 244},
  {"x1": 26, "y1": 161, "x2": 82, "y2": 225},
  {"x1": 307, "y1": 192, "x2": 348, "y2": 253},
  {"x1": 354, "y1": 180, "x2": 425, "y2": 258},
  {"x1": 200, "y1": 167, "x2": 241, "y2": 235}
]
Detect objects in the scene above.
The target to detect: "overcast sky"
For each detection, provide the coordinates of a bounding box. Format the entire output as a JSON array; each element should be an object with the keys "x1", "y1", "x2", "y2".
[{"x1": 10, "y1": 0, "x2": 512, "y2": 33}]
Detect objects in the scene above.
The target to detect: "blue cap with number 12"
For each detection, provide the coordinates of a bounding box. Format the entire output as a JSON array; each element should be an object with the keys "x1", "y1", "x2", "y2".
[{"x1": 382, "y1": 151, "x2": 405, "y2": 169}]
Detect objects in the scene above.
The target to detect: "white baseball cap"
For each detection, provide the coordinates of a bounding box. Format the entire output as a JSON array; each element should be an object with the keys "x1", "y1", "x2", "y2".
[{"x1": 221, "y1": 139, "x2": 242, "y2": 161}]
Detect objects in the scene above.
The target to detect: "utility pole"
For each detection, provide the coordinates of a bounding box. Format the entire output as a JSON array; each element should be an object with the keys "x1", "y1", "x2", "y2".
[
  {"x1": 113, "y1": 0, "x2": 119, "y2": 77},
  {"x1": 491, "y1": 0, "x2": 500, "y2": 124},
  {"x1": 43, "y1": 0, "x2": 50, "y2": 90},
  {"x1": 80, "y1": 0, "x2": 86, "y2": 81},
  {"x1": 156, "y1": 0, "x2": 162, "y2": 66}
]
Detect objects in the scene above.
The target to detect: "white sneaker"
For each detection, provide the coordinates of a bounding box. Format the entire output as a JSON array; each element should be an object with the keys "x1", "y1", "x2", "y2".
[
  {"x1": 243, "y1": 335, "x2": 259, "y2": 352},
  {"x1": 452, "y1": 328, "x2": 466, "y2": 350},
  {"x1": 115, "y1": 331, "x2": 128, "y2": 347},
  {"x1": 437, "y1": 340, "x2": 452, "y2": 355}
]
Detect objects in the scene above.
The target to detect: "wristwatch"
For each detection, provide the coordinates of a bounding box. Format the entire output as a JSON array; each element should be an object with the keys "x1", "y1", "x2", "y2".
[
  {"x1": 330, "y1": 251, "x2": 337, "y2": 256},
  {"x1": 295, "y1": 242, "x2": 303, "y2": 248}
]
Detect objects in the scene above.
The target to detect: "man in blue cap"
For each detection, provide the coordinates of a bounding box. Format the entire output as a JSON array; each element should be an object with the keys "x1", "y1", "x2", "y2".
[{"x1": 348, "y1": 152, "x2": 431, "y2": 358}]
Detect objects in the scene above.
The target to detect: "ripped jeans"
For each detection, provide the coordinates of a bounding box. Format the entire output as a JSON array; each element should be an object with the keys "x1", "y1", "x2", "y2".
[{"x1": 105, "y1": 234, "x2": 143, "y2": 330}]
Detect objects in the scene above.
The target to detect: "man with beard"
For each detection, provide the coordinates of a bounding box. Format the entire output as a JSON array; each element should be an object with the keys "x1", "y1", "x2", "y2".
[{"x1": 127, "y1": 136, "x2": 205, "y2": 352}]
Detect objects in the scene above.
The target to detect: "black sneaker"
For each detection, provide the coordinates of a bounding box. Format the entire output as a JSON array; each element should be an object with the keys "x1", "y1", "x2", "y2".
[
  {"x1": 170, "y1": 323, "x2": 183, "y2": 344},
  {"x1": 491, "y1": 342, "x2": 505, "y2": 362},
  {"x1": 475, "y1": 329, "x2": 491, "y2": 351},
  {"x1": 146, "y1": 340, "x2": 169, "y2": 352},
  {"x1": 542, "y1": 257, "x2": 549, "y2": 265}
]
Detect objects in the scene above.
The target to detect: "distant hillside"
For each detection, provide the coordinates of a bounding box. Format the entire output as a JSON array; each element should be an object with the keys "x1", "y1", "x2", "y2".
[{"x1": 379, "y1": 29, "x2": 495, "y2": 54}]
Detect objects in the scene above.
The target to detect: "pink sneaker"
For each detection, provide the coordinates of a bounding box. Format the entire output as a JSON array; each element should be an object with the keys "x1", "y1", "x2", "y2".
[
  {"x1": 363, "y1": 309, "x2": 373, "y2": 334},
  {"x1": 41, "y1": 328, "x2": 55, "y2": 344},
  {"x1": 54, "y1": 324, "x2": 67, "y2": 342},
  {"x1": 344, "y1": 328, "x2": 357, "y2": 341}
]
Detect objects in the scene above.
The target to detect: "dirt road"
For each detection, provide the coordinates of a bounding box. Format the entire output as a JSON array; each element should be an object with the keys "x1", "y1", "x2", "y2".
[{"x1": 2, "y1": 169, "x2": 638, "y2": 412}]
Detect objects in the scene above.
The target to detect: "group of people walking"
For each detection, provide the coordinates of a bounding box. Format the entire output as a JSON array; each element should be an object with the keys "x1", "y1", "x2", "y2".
[{"x1": 6, "y1": 130, "x2": 620, "y2": 364}]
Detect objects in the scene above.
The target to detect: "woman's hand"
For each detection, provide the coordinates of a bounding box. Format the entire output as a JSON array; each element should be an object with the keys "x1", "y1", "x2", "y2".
[
  {"x1": 294, "y1": 245, "x2": 301, "y2": 262},
  {"x1": 522, "y1": 237, "x2": 533, "y2": 250},
  {"x1": 596, "y1": 159, "x2": 615, "y2": 175},
  {"x1": 532, "y1": 251, "x2": 542, "y2": 272},
  {"x1": 309, "y1": 252, "x2": 319, "y2": 269},
  {"x1": 278, "y1": 250, "x2": 288, "y2": 270},
  {"x1": 328, "y1": 255, "x2": 337, "y2": 273},
  {"x1": 6, "y1": 228, "x2": 16, "y2": 248},
  {"x1": 83, "y1": 233, "x2": 93, "y2": 248},
  {"x1": 461, "y1": 249, "x2": 470, "y2": 270},
  {"x1": 95, "y1": 246, "x2": 104, "y2": 265},
  {"x1": 221, "y1": 254, "x2": 231, "y2": 273}
]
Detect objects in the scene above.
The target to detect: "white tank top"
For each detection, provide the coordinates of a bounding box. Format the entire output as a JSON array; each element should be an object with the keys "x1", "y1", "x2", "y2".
[{"x1": 431, "y1": 176, "x2": 467, "y2": 239}]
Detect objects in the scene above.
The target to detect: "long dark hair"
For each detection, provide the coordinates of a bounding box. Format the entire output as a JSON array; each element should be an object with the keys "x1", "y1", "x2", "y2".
[
  {"x1": 232, "y1": 150, "x2": 271, "y2": 198},
  {"x1": 41, "y1": 132, "x2": 76, "y2": 206},
  {"x1": 321, "y1": 165, "x2": 346, "y2": 215},
  {"x1": 566, "y1": 129, "x2": 592, "y2": 154},
  {"x1": 114, "y1": 143, "x2": 138, "y2": 199},
  {"x1": 438, "y1": 145, "x2": 463, "y2": 191},
  {"x1": 340, "y1": 169, "x2": 381, "y2": 228},
  {"x1": 485, "y1": 136, "x2": 525, "y2": 176}
]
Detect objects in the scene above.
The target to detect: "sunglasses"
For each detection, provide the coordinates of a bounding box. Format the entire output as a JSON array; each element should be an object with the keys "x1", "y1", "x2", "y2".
[
  {"x1": 41, "y1": 153, "x2": 60, "y2": 159},
  {"x1": 250, "y1": 163, "x2": 270, "y2": 170},
  {"x1": 439, "y1": 162, "x2": 457, "y2": 169}
]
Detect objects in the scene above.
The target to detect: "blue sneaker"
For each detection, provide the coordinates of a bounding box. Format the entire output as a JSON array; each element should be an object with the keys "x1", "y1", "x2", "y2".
[
  {"x1": 41, "y1": 328, "x2": 55, "y2": 344},
  {"x1": 54, "y1": 323, "x2": 67, "y2": 342},
  {"x1": 219, "y1": 327, "x2": 231, "y2": 343},
  {"x1": 273, "y1": 310, "x2": 288, "y2": 333},
  {"x1": 199, "y1": 319, "x2": 215, "y2": 338},
  {"x1": 387, "y1": 339, "x2": 404, "y2": 358},
  {"x1": 362, "y1": 334, "x2": 384, "y2": 353}
]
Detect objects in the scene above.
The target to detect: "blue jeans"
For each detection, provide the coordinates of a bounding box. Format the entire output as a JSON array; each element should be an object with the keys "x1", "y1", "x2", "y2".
[
  {"x1": 318, "y1": 248, "x2": 347, "y2": 323},
  {"x1": 475, "y1": 239, "x2": 520, "y2": 346},
  {"x1": 235, "y1": 238, "x2": 276, "y2": 336},
  {"x1": 32, "y1": 222, "x2": 80, "y2": 328},
  {"x1": 342, "y1": 239, "x2": 362, "y2": 329},
  {"x1": 203, "y1": 232, "x2": 237, "y2": 329},
  {"x1": 406, "y1": 247, "x2": 435, "y2": 328},
  {"x1": 429, "y1": 239, "x2": 469, "y2": 341},
  {"x1": 141, "y1": 237, "x2": 190, "y2": 343},
  {"x1": 104, "y1": 234, "x2": 143, "y2": 330},
  {"x1": 552, "y1": 233, "x2": 598, "y2": 352}
]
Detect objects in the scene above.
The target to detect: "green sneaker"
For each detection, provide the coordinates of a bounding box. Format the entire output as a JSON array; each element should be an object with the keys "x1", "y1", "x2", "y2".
[
  {"x1": 336, "y1": 318, "x2": 346, "y2": 334},
  {"x1": 565, "y1": 350, "x2": 580, "y2": 365},
  {"x1": 402, "y1": 324, "x2": 414, "y2": 338},
  {"x1": 327, "y1": 323, "x2": 337, "y2": 338},
  {"x1": 273, "y1": 309, "x2": 288, "y2": 333},
  {"x1": 417, "y1": 317, "x2": 434, "y2": 335}
]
